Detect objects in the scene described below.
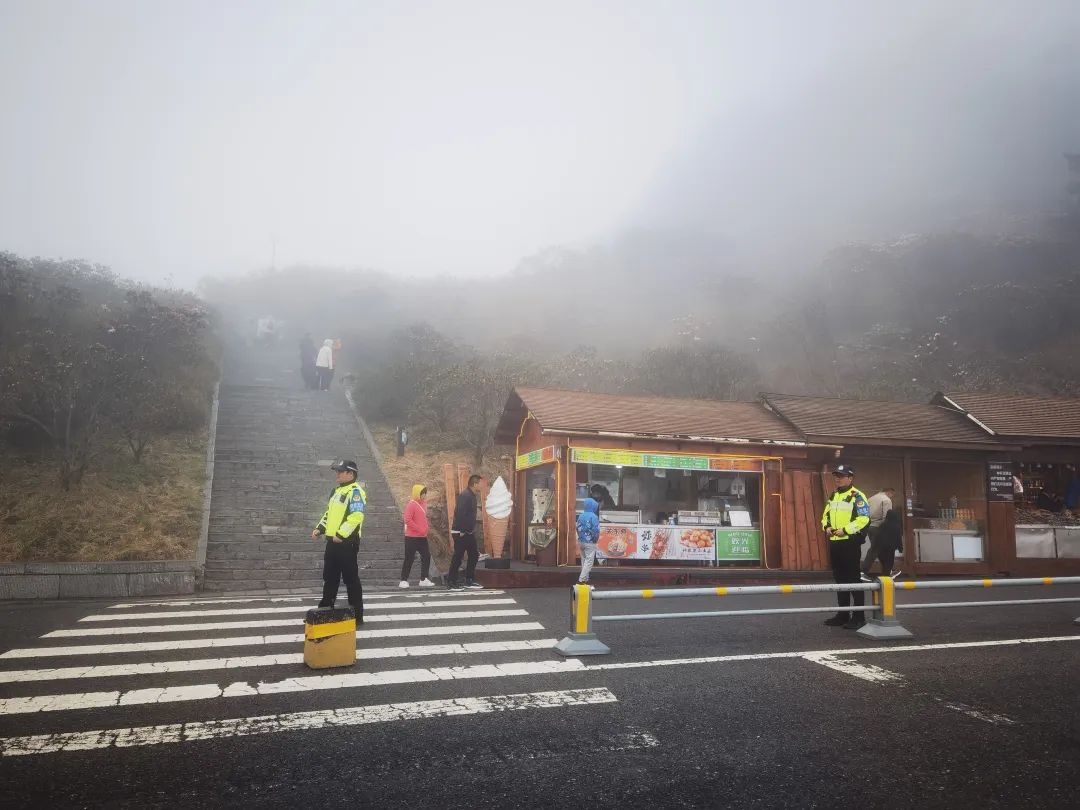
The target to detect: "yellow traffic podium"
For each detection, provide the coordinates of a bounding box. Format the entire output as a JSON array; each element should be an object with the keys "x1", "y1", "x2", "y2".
[{"x1": 303, "y1": 606, "x2": 357, "y2": 669}]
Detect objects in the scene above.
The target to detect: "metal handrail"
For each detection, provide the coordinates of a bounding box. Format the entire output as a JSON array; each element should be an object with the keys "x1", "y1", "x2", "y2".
[{"x1": 554, "y1": 575, "x2": 1080, "y2": 656}]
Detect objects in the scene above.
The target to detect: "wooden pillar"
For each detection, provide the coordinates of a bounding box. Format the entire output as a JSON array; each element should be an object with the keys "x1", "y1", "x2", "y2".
[
  {"x1": 900, "y1": 454, "x2": 914, "y2": 571},
  {"x1": 763, "y1": 462, "x2": 783, "y2": 570},
  {"x1": 987, "y1": 501, "x2": 1017, "y2": 575}
]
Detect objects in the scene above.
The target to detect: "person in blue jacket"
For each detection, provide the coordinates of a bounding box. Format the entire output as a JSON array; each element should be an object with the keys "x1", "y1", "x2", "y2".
[{"x1": 576, "y1": 498, "x2": 601, "y2": 584}]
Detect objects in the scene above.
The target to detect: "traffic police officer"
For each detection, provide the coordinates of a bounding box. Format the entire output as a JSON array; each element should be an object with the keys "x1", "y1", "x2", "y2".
[
  {"x1": 311, "y1": 460, "x2": 366, "y2": 622},
  {"x1": 821, "y1": 463, "x2": 871, "y2": 629}
]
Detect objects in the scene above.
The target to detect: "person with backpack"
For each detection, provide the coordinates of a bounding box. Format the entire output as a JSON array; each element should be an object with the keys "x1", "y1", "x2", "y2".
[{"x1": 576, "y1": 497, "x2": 601, "y2": 584}]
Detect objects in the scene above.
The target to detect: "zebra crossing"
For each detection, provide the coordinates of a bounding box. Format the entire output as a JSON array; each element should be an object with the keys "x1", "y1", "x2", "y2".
[{"x1": 0, "y1": 589, "x2": 616, "y2": 757}]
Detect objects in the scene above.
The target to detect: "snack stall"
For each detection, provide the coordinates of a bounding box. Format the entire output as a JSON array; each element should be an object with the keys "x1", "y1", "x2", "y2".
[
  {"x1": 571, "y1": 448, "x2": 764, "y2": 566},
  {"x1": 497, "y1": 388, "x2": 830, "y2": 571}
]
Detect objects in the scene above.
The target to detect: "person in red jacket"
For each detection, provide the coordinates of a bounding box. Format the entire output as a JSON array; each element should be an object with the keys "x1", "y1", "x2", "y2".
[{"x1": 400, "y1": 484, "x2": 435, "y2": 588}]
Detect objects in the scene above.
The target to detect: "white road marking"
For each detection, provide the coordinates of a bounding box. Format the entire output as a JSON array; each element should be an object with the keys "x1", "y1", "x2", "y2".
[
  {"x1": 108, "y1": 597, "x2": 306, "y2": 609},
  {"x1": 0, "y1": 622, "x2": 548, "y2": 658},
  {"x1": 45, "y1": 609, "x2": 529, "y2": 638},
  {"x1": 500, "y1": 730, "x2": 660, "y2": 762},
  {"x1": 107, "y1": 591, "x2": 506, "y2": 609},
  {"x1": 81, "y1": 599, "x2": 516, "y2": 622},
  {"x1": 934, "y1": 699, "x2": 1017, "y2": 726},
  {"x1": 584, "y1": 634, "x2": 1080, "y2": 671},
  {"x1": 802, "y1": 653, "x2": 905, "y2": 684},
  {"x1": 0, "y1": 687, "x2": 618, "y2": 757},
  {"x1": 0, "y1": 659, "x2": 588, "y2": 715},
  {"x1": 0, "y1": 639, "x2": 559, "y2": 683}
]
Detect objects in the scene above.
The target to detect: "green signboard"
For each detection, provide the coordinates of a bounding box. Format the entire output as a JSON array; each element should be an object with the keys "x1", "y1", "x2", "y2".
[{"x1": 715, "y1": 529, "x2": 760, "y2": 561}]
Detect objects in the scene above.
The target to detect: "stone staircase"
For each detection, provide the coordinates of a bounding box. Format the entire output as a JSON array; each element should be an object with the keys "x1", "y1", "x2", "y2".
[{"x1": 201, "y1": 343, "x2": 405, "y2": 591}]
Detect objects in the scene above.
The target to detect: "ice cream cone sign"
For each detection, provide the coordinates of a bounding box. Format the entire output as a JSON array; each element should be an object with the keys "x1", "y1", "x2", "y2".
[{"x1": 484, "y1": 476, "x2": 513, "y2": 559}]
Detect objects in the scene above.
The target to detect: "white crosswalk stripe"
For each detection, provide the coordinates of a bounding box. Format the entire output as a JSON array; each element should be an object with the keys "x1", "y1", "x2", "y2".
[
  {"x1": 79, "y1": 598, "x2": 517, "y2": 621},
  {"x1": 0, "y1": 688, "x2": 618, "y2": 757},
  {"x1": 45, "y1": 609, "x2": 530, "y2": 638},
  {"x1": 1, "y1": 622, "x2": 548, "y2": 659},
  {"x1": 106, "y1": 591, "x2": 507, "y2": 609},
  {"x1": 0, "y1": 589, "x2": 613, "y2": 756}
]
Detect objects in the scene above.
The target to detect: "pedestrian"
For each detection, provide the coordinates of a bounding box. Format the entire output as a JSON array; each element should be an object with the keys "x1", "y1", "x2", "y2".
[
  {"x1": 821, "y1": 463, "x2": 871, "y2": 630},
  {"x1": 447, "y1": 474, "x2": 484, "y2": 590},
  {"x1": 576, "y1": 497, "x2": 600, "y2": 583},
  {"x1": 873, "y1": 508, "x2": 904, "y2": 579},
  {"x1": 315, "y1": 339, "x2": 335, "y2": 390},
  {"x1": 311, "y1": 460, "x2": 366, "y2": 622},
  {"x1": 400, "y1": 484, "x2": 435, "y2": 589},
  {"x1": 299, "y1": 333, "x2": 317, "y2": 390},
  {"x1": 860, "y1": 486, "x2": 895, "y2": 579}
]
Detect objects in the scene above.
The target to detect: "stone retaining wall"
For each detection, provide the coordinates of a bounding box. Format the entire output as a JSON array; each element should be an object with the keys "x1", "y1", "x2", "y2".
[{"x1": 0, "y1": 561, "x2": 198, "y2": 600}]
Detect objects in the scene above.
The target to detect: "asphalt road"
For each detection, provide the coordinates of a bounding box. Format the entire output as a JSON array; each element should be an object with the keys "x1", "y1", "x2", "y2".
[{"x1": 0, "y1": 582, "x2": 1078, "y2": 809}]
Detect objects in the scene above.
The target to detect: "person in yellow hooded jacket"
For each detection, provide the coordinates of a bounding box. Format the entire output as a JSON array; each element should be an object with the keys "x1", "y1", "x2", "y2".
[
  {"x1": 311, "y1": 460, "x2": 366, "y2": 620},
  {"x1": 400, "y1": 484, "x2": 435, "y2": 588}
]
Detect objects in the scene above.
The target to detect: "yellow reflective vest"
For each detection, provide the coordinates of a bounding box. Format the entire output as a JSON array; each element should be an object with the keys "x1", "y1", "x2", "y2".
[
  {"x1": 821, "y1": 486, "x2": 871, "y2": 541},
  {"x1": 317, "y1": 481, "x2": 367, "y2": 540}
]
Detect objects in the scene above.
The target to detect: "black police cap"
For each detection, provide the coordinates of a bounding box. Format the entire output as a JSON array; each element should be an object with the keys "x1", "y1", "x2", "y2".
[
  {"x1": 330, "y1": 460, "x2": 359, "y2": 474},
  {"x1": 832, "y1": 463, "x2": 856, "y2": 476}
]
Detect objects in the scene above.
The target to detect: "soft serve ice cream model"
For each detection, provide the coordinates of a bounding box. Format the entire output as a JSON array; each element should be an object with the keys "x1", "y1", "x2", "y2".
[{"x1": 484, "y1": 476, "x2": 514, "y2": 561}]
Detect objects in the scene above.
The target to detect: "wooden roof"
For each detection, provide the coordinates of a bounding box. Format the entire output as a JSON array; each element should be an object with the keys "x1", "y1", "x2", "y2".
[
  {"x1": 937, "y1": 392, "x2": 1080, "y2": 441},
  {"x1": 762, "y1": 393, "x2": 1003, "y2": 449},
  {"x1": 495, "y1": 388, "x2": 808, "y2": 446}
]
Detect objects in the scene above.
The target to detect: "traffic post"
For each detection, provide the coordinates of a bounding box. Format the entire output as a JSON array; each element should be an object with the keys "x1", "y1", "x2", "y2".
[
  {"x1": 856, "y1": 575, "x2": 914, "y2": 640},
  {"x1": 554, "y1": 583, "x2": 611, "y2": 656}
]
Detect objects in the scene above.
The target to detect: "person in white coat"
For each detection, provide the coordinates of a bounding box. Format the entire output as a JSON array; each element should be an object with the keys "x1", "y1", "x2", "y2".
[{"x1": 315, "y1": 339, "x2": 335, "y2": 390}]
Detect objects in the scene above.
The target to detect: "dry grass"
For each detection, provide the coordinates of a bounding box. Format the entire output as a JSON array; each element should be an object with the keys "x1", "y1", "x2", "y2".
[
  {"x1": 0, "y1": 434, "x2": 207, "y2": 562},
  {"x1": 369, "y1": 423, "x2": 514, "y2": 571}
]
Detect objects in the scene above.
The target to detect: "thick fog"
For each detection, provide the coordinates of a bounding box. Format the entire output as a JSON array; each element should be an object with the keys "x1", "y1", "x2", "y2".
[{"x1": 1, "y1": 0, "x2": 1078, "y2": 288}]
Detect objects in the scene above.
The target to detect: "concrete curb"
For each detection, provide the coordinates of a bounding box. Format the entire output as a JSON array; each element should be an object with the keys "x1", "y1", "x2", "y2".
[
  {"x1": 344, "y1": 388, "x2": 397, "y2": 513},
  {"x1": 194, "y1": 380, "x2": 221, "y2": 584},
  {"x1": 0, "y1": 561, "x2": 198, "y2": 599}
]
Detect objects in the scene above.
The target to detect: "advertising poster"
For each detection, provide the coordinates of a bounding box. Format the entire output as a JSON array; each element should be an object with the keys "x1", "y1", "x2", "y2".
[
  {"x1": 715, "y1": 529, "x2": 761, "y2": 561},
  {"x1": 635, "y1": 527, "x2": 716, "y2": 561},
  {"x1": 595, "y1": 525, "x2": 761, "y2": 562},
  {"x1": 597, "y1": 526, "x2": 638, "y2": 559}
]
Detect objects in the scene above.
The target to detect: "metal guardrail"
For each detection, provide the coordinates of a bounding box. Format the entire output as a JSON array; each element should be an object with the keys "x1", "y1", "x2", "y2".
[{"x1": 553, "y1": 576, "x2": 1080, "y2": 656}]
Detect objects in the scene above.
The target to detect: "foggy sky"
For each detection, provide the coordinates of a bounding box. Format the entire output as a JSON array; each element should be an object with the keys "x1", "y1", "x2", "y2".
[{"x1": 2, "y1": 1, "x2": 1078, "y2": 288}]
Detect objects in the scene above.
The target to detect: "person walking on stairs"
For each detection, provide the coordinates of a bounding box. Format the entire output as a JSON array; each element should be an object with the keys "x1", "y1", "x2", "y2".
[
  {"x1": 400, "y1": 484, "x2": 435, "y2": 588},
  {"x1": 447, "y1": 474, "x2": 484, "y2": 590},
  {"x1": 311, "y1": 460, "x2": 366, "y2": 622},
  {"x1": 299, "y1": 333, "x2": 318, "y2": 390},
  {"x1": 821, "y1": 463, "x2": 871, "y2": 630},
  {"x1": 315, "y1": 339, "x2": 335, "y2": 390}
]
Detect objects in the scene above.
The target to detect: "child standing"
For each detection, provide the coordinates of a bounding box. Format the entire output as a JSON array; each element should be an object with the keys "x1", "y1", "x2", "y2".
[{"x1": 576, "y1": 498, "x2": 600, "y2": 584}]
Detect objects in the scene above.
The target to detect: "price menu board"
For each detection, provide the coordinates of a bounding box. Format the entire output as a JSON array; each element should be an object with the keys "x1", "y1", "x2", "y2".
[{"x1": 987, "y1": 462, "x2": 1014, "y2": 502}]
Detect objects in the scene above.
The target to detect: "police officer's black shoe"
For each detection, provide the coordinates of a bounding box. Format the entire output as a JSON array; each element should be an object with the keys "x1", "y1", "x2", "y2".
[
  {"x1": 824, "y1": 613, "x2": 849, "y2": 626},
  {"x1": 843, "y1": 617, "x2": 864, "y2": 630}
]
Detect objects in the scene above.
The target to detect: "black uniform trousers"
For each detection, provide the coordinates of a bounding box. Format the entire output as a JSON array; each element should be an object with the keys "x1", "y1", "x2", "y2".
[
  {"x1": 320, "y1": 538, "x2": 363, "y2": 619},
  {"x1": 829, "y1": 535, "x2": 865, "y2": 615},
  {"x1": 448, "y1": 531, "x2": 478, "y2": 584}
]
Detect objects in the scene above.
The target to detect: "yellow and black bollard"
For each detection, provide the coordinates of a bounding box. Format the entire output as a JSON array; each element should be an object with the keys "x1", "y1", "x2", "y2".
[
  {"x1": 856, "y1": 576, "x2": 914, "y2": 640},
  {"x1": 304, "y1": 606, "x2": 357, "y2": 669},
  {"x1": 554, "y1": 583, "x2": 610, "y2": 656}
]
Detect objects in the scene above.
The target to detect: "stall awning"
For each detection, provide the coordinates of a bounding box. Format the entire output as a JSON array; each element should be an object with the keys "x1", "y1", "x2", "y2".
[
  {"x1": 762, "y1": 393, "x2": 1007, "y2": 450},
  {"x1": 935, "y1": 392, "x2": 1080, "y2": 443},
  {"x1": 494, "y1": 387, "x2": 809, "y2": 447}
]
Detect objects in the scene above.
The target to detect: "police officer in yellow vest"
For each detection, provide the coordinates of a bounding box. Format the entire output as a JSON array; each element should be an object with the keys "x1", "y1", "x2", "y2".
[
  {"x1": 821, "y1": 463, "x2": 871, "y2": 629},
  {"x1": 311, "y1": 460, "x2": 366, "y2": 621}
]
